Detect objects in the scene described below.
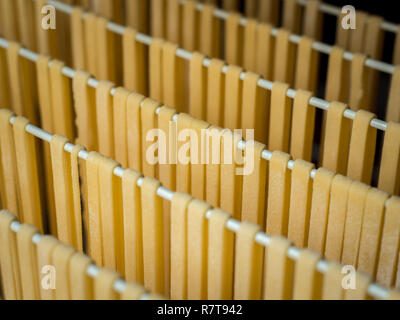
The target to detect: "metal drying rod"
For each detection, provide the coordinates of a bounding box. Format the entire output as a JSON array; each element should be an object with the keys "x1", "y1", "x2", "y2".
[
  {"x1": 46, "y1": 0, "x2": 389, "y2": 132},
  {"x1": 5, "y1": 114, "x2": 390, "y2": 300}
]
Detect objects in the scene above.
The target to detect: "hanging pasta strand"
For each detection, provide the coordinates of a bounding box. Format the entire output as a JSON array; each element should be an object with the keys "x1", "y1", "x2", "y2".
[
  {"x1": 207, "y1": 209, "x2": 234, "y2": 300},
  {"x1": 13, "y1": 117, "x2": 43, "y2": 231},
  {"x1": 0, "y1": 210, "x2": 22, "y2": 300}
]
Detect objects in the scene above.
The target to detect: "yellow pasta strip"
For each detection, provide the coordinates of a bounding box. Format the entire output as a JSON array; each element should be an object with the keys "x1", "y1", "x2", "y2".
[
  {"x1": 386, "y1": 66, "x2": 400, "y2": 122},
  {"x1": 325, "y1": 175, "x2": 352, "y2": 262},
  {"x1": 158, "y1": 106, "x2": 177, "y2": 190},
  {"x1": 269, "y1": 82, "x2": 292, "y2": 152},
  {"x1": 234, "y1": 222, "x2": 263, "y2": 300},
  {"x1": 189, "y1": 52, "x2": 207, "y2": 121},
  {"x1": 125, "y1": 0, "x2": 148, "y2": 33},
  {"x1": 325, "y1": 46, "x2": 349, "y2": 102},
  {"x1": 71, "y1": 8, "x2": 86, "y2": 70},
  {"x1": 123, "y1": 27, "x2": 147, "y2": 95},
  {"x1": 245, "y1": 0, "x2": 257, "y2": 18},
  {"x1": 206, "y1": 126, "x2": 222, "y2": 207},
  {"x1": 141, "y1": 98, "x2": 161, "y2": 178},
  {"x1": 73, "y1": 70, "x2": 96, "y2": 149},
  {"x1": 98, "y1": 156, "x2": 124, "y2": 275},
  {"x1": 83, "y1": 13, "x2": 98, "y2": 76},
  {"x1": 182, "y1": 0, "x2": 198, "y2": 51},
  {"x1": 207, "y1": 209, "x2": 234, "y2": 300},
  {"x1": 259, "y1": 0, "x2": 279, "y2": 25},
  {"x1": 308, "y1": 168, "x2": 335, "y2": 255},
  {"x1": 255, "y1": 23, "x2": 274, "y2": 80},
  {"x1": 16, "y1": 224, "x2": 40, "y2": 300},
  {"x1": 295, "y1": 37, "x2": 319, "y2": 92},
  {"x1": 69, "y1": 252, "x2": 93, "y2": 300},
  {"x1": 0, "y1": 110, "x2": 20, "y2": 216},
  {"x1": 241, "y1": 142, "x2": 267, "y2": 225},
  {"x1": 37, "y1": 235, "x2": 58, "y2": 300},
  {"x1": 219, "y1": 130, "x2": 241, "y2": 219},
  {"x1": 191, "y1": 119, "x2": 210, "y2": 201},
  {"x1": 7, "y1": 42, "x2": 36, "y2": 122},
  {"x1": 50, "y1": 135, "x2": 76, "y2": 247},
  {"x1": 348, "y1": 11, "x2": 368, "y2": 53},
  {"x1": 86, "y1": 152, "x2": 103, "y2": 266},
  {"x1": 122, "y1": 169, "x2": 144, "y2": 283},
  {"x1": 0, "y1": 210, "x2": 21, "y2": 300},
  {"x1": 36, "y1": 55, "x2": 57, "y2": 234},
  {"x1": 322, "y1": 262, "x2": 344, "y2": 300},
  {"x1": 13, "y1": 117, "x2": 43, "y2": 231},
  {"x1": 243, "y1": 19, "x2": 258, "y2": 72},
  {"x1": 149, "y1": 38, "x2": 164, "y2": 102},
  {"x1": 376, "y1": 197, "x2": 400, "y2": 288},
  {"x1": 207, "y1": 59, "x2": 225, "y2": 127},
  {"x1": 127, "y1": 93, "x2": 146, "y2": 171},
  {"x1": 349, "y1": 54, "x2": 369, "y2": 110},
  {"x1": 52, "y1": 243, "x2": 76, "y2": 300},
  {"x1": 290, "y1": 90, "x2": 315, "y2": 161},
  {"x1": 71, "y1": 144, "x2": 84, "y2": 252},
  {"x1": 170, "y1": 192, "x2": 192, "y2": 300},
  {"x1": 394, "y1": 24, "x2": 400, "y2": 64},
  {"x1": 378, "y1": 122, "x2": 400, "y2": 195},
  {"x1": 303, "y1": 0, "x2": 322, "y2": 40},
  {"x1": 364, "y1": 16, "x2": 384, "y2": 60},
  {"x1": 341, "y1": 181, "x2": 370, "y2": 267},
  {"x1": 266, "y1": 151, "x2": 291, "y2": 237},
  {"x1": 96, "y1": 81, "x2": 115, "y2": 159},
  {"x1": 141, "y1": 177, "x2": 164, "y2": 295},
  {"x1": 225, "y1": 13, "x2": 243, "y2": 65},
  {"x1": 166, "y1": 0, "x2": 181, "y2": 43},
  {"x1": 358, "y1": 188, "x2": 389, "y2": 278},
  {"x1": 242, "y1": 72, "x2": 268, "y2": 144},
  {"x1": 0, "y1": 46, "x2": 10, "y2": 109},
  {"x1": 94, "y1": 269, "x2": 120, "y2": 300},
  {"x1": 224, "y1": 65, "x2": 243, "y2": 131},
  {"x1": 288, "y1": 160, "x2": 315, "y2": 248},
  {"x1": 163, "y1": 42, "x2": 184, "y2": 112},
  {"x1": 120, "y1": 283, "x2": 146, "y2": 300},
  {"x1": 199, "y1": 4, "x2": 220, "y2": 58},
  {"x1": 282, "y1": 0, "x2": 301, "y2": 33},
  {"x1": 151, "y1": 0, "x2": 166, "y2": 38},
  {"x1": 113, "y1": 87, "x2": 131, "y2": 168},
  {"x1": 96, "y1": 17, "x2": 116, "y2": 82},
  {"x1": 388, "y1": 289, "x2": 400, "y2": 300},
  {"x1": 345, "y1": 272, "x2": 371, "y2": 300},
  {"x1": 263, "y1": 236, "x2": 294, "y2": 300},
  {"x1": 177, "y1": 113, "x2": 193, "y2": 194},
  {"x1": 49, "y1": 60, "x2": 74, "y2": 140},
  {"x1": 293, "y1": 249, "x2": 322, "y2": 300},
  {"x1": 0, "y1": 0, "x2": 19, "y2": 41},
  {"x1": 347, "y1": 110, "x2": 377, "y2": 184},
  {"x1": 188, "y1": 199, "x2": 211, "y2": 300},
  {"x1": 36, "y1": 55, "x2": 53, "y2": 133},
  {"x1": 223, "y1": 0, "x2": 239, "y2": 11},
  {"x1": 322, "y1": 102, "x2": 352, "y2": 175},
  {"x1": 273, "y1": 29, "x2": 296, "y2": 85}
]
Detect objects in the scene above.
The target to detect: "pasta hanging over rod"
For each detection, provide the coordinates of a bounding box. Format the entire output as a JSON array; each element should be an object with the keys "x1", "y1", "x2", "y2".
[{"x1": 0, "y1": 0, "x2": 400, "y2": 302}]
